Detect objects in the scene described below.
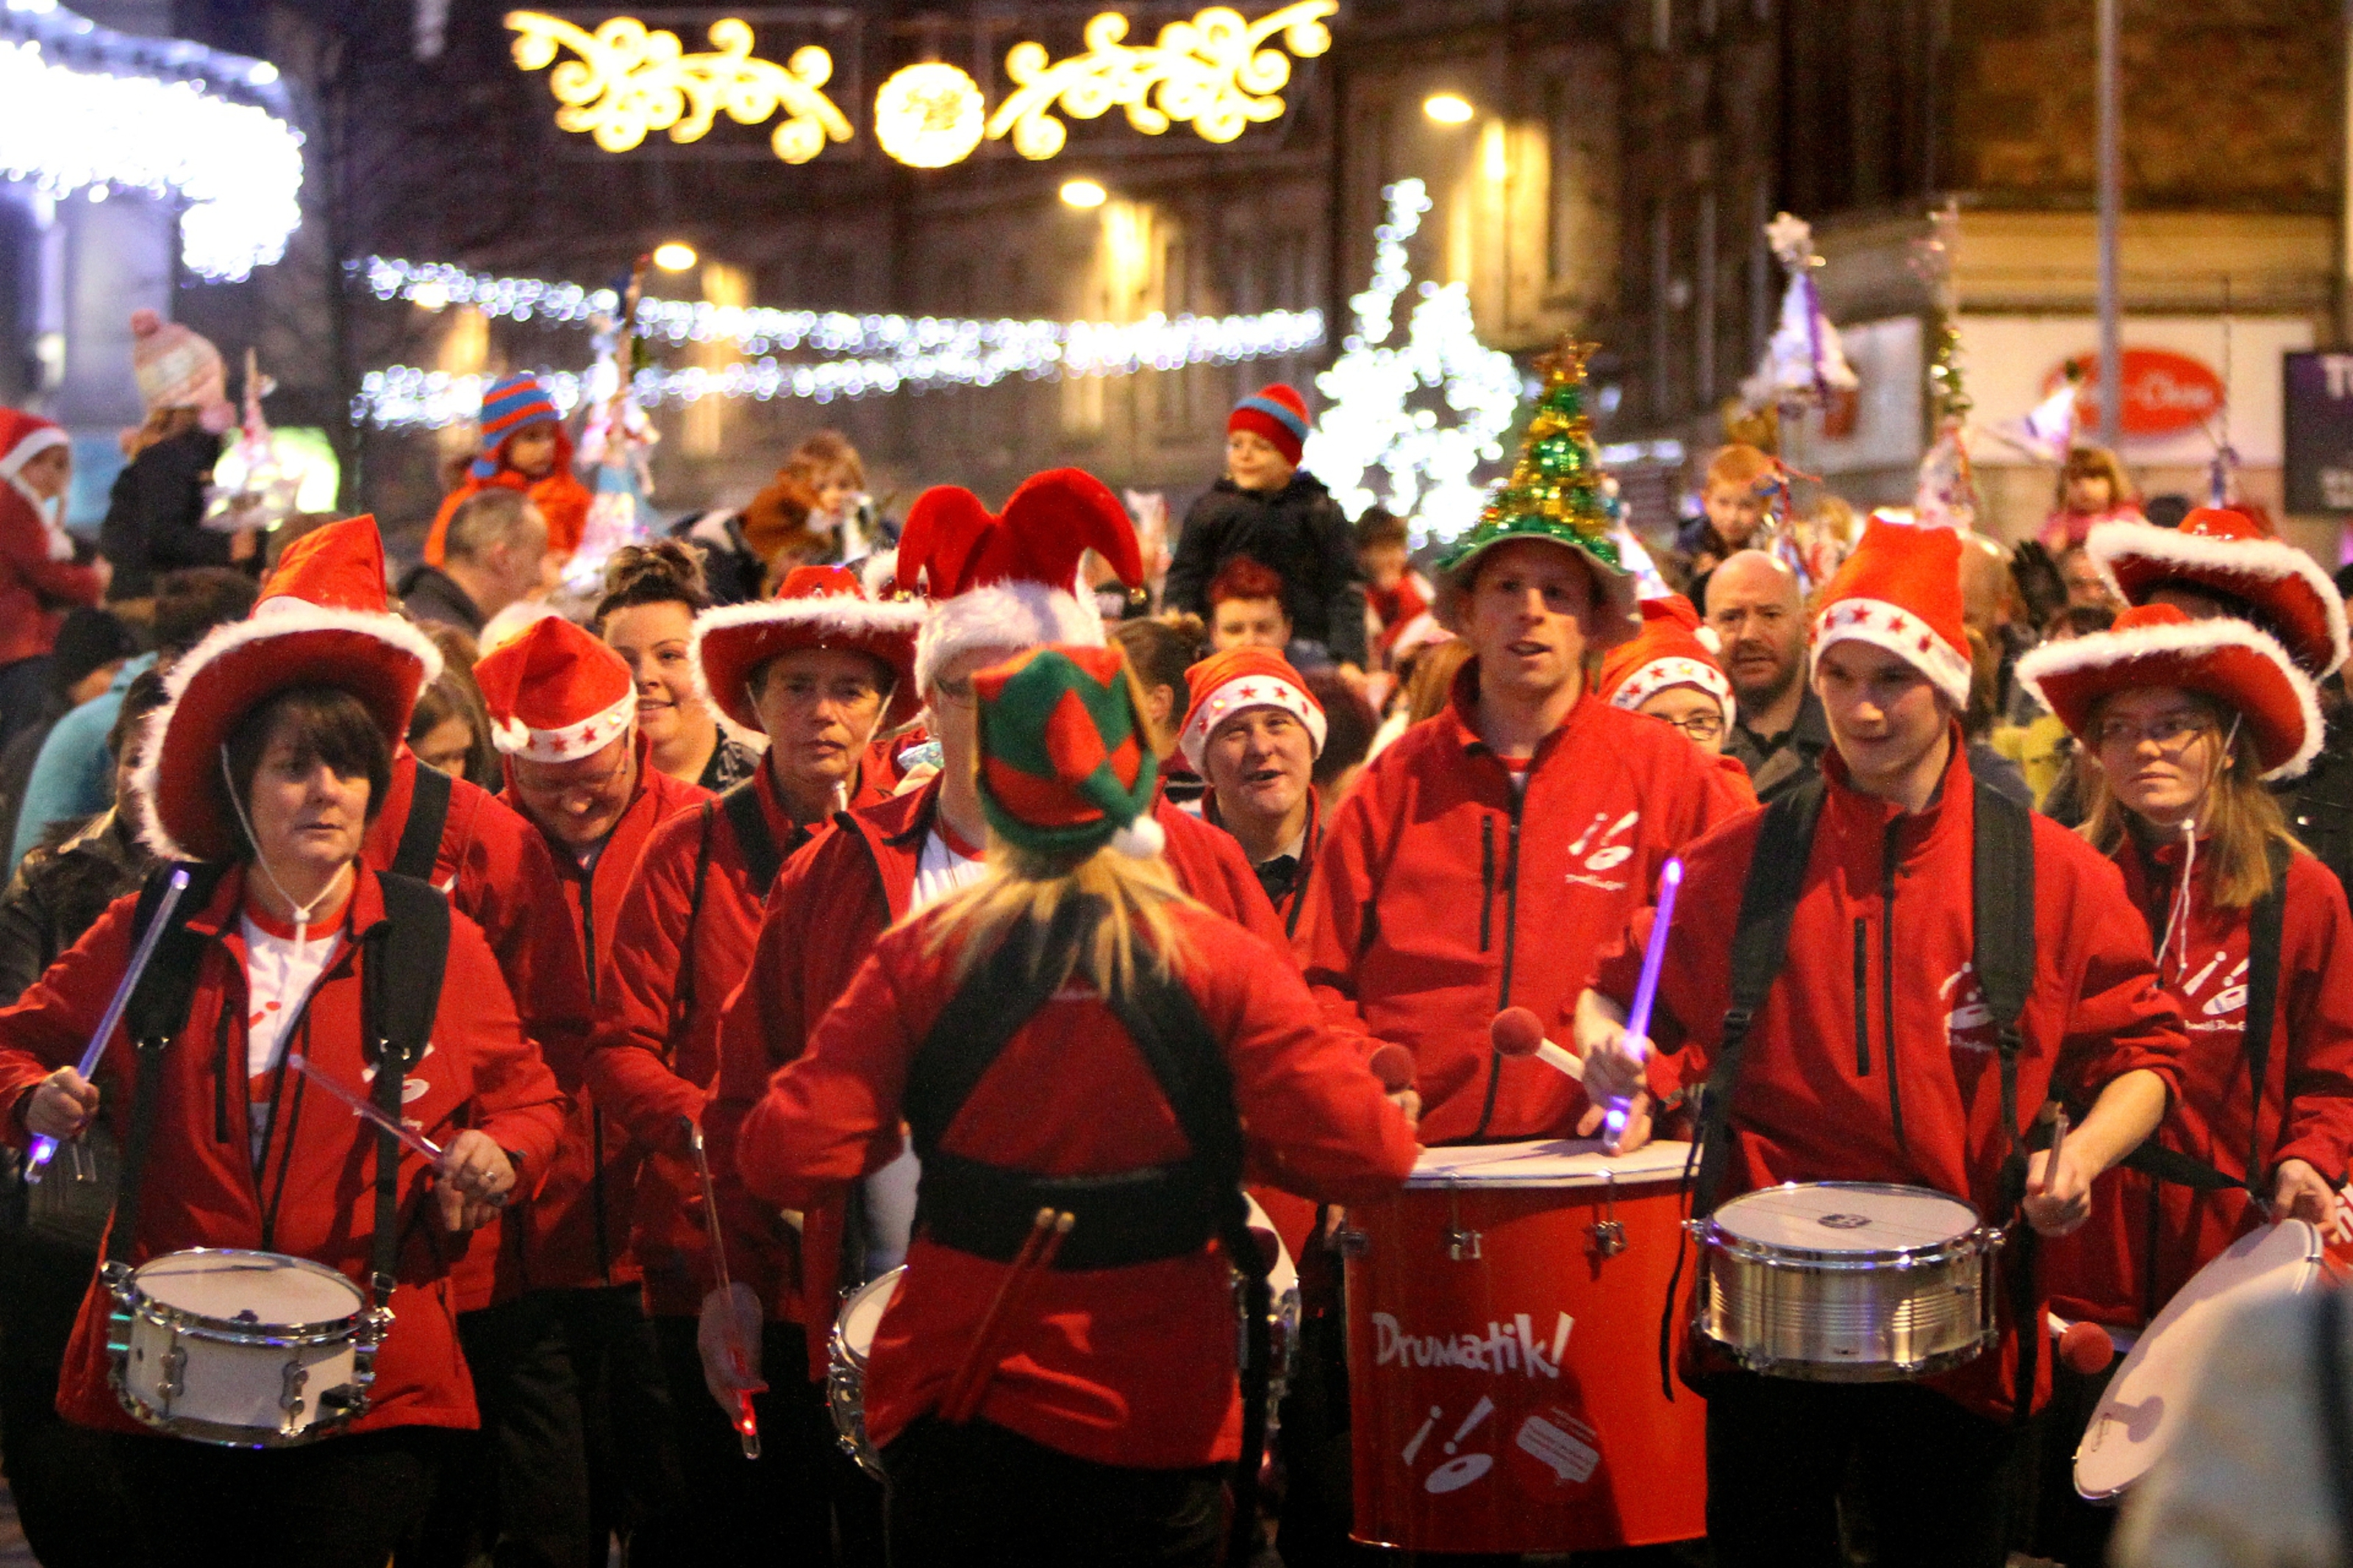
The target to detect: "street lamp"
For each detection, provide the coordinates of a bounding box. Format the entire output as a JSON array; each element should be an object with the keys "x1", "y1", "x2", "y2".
[
  {"x1": 653, "y1": 241, "x2": 699, "y2": 272},
  {"x1": 1423, "y1": 93, "x2": 1474, "y2": 126},
  {"x1": 1060, "y1": 178, "x2": 1108, "y2": 209}
]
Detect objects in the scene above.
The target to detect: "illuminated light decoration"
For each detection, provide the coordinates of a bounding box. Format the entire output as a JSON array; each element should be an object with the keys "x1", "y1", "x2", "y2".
[
  {"x1": 1059, "y1": 177, "x2": 1107, "y2": 208},
  {"x1": 1422, "y1": 92, "x2": 1474, "y2": 125},
  {"x1": 504, "y1": 11, "x2": 852, "y2": 165},
  {"x1": 652, "y1": 241, "x2": 697, "y2": 272},
  {"x1": 986, "y1": 1, "x2": 1336, "y2": 161},
  {"x1": 1302, "y1": 178, "x2": 1521, "y2": 545},
  {"x1": 0, "y1": 10, "x2": 303, "y2": 282},
  {"x1": 874, "y1": 61, "x2": 986, "y2": 168}
]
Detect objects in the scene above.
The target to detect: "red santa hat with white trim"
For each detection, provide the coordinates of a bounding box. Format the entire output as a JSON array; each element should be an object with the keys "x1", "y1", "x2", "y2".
[
  {"x1": 132, "y1": 514, "x2": 443, "y2": 862},
  {"x1": 2086, "y1": 506, "x2": 2348, "y2": 679},
  {"x1": 893, "y1": 468, "x2": 1144, "y2": 698},
  {"x1": 692, "y1": 563, "x2": 926, "y2": 736},
  {"x1": 0, "y1": 409, "x2": 68, "y2": 487},
  {"x1": 1176, "y1": 646, "x2": 1327, "y2": 774},
  {"x1": 1597, "y1": 594, "x2": 1735, "y2": 722},
  {"x1": 473, "y1": 615, "x2": 637, "y2": 764},
  {"x1": 1807, "y1": 518, "x2": 1973, "y2": 709}
]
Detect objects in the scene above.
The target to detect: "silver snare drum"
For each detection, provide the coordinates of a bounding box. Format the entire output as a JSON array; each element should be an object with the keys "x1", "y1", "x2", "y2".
[
  {"x1": 1694, "y1": 1182, "x2": 2000, "y2": 1383},
  {"x1": 826, "y1": 1266, "x2": 904, "y2": 1481}
]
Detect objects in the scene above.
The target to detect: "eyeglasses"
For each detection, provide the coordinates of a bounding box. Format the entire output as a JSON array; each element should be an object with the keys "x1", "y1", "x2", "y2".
[
  {"x1": 2092, "y1": 712, "x2": 2213, "y2": 754},
  {"x1": 1646, "y1": 712, "x2": 1726, "y2": 742},
  {"x1": 511, "y1": 747, "x2": 632, "y2": 807}
]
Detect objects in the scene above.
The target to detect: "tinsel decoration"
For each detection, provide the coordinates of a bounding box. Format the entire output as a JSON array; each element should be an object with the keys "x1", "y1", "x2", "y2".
[
  {"x1": 1907, "y1": 200, "x2": 1979, "y2": 531},
  {"x1": 1437, "y1": 339, "x2": 1622, "y2": 577},
  {"x1": 202, "y1": 349, "x2": 308, "y2": 535},
  {"x1": 1741, "y1": 212, "x2": 1857, "y2": 415}
]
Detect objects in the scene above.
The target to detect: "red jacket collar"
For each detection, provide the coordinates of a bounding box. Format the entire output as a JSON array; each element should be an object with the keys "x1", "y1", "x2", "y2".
[
  {"x1": 184, "y1": 860, "x2": 394, "y2": 943},
  {"x1": 1441, "y1": 656, "x2": 1598, "y2": 769},
  {"x1": 1818, "y1": 720, "x2": 1973, "y2": 839}
]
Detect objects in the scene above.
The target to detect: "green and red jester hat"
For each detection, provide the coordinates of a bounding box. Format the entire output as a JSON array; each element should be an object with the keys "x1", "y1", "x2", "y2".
[{"x1": 974, "y1": 644, "x2": 1165, "y2": 860}]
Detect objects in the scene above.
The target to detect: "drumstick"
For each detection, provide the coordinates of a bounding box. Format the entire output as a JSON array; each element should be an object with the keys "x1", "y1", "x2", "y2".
[
  {"x1": 684, "y1": 1117, "x2": 761, "y2": 1459},
  {"x1": 1490, "y1": 1007, "x2": 1585, "y2": 1082},
  {"x1": 1611, "y1": 857, "x2": 1685, "y2": 1139},
  {"x1": 287, "y1": 1053, "x2": 508, "y2": 1207},
  {"x1": 940, "y1": 1209, "x2": 1073, "y2": 1425},
  {"x1": 27, "y1": 867, "x2": 190, "y2": 1181}
]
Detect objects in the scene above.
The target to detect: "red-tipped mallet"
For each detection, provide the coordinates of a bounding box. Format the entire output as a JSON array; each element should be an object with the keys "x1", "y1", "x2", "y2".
[
  {"x1": 1490, "y1": 1006, "x2": 1585, "y2": 1082},
  {"x1": 2048, "y1": 1313, "x2": 2116, "y2": 1375},
  {"x1": 1367, "y1": 1042, "x2": 1418, "y2": 1093}
]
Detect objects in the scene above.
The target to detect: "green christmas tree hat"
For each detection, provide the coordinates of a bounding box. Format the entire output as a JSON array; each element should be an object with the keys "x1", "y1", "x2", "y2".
[
  {"x1": 1435, "y1": 340, "x2": 1638, "y2": 634},
  {"x1": 975, "y1": 644, "x2": 1165, "y2": 860}
]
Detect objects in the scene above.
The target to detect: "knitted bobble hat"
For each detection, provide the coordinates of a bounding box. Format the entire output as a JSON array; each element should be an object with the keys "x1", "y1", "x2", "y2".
[
  {"x1": 974, "y1": 644, "x2": 1165, "y2": 860},
  {"x1": 1229, "y1": 383, "x2": 1310, "y2": 468}
]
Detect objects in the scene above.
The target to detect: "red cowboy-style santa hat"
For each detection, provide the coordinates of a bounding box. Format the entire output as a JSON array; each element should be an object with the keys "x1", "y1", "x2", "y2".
[
  {"x1": 474, "y1": 615, "x2": 636, "y2": 764},
  {"x1": 1809, "y1": 518, "x2": 1973, "y2": 709},
  {"x1": 1176, "y1": 646, "x2": 1327, "y2": 773},
  {"x1": 893, "y1": 468, "x2": 1143, "y2": 698},
  {"x1": 2016, "y1": 602, "x2": 2319, "y2": 781},
  {"x1": 692, "y1": 564, "x2": 926, "y2": 736},
  {"x1": 1598, "y1": 594, "x2": 1735, "y2": 723},
  {"x1": 132, "y1": 514, "x2": 442, "y2": 862},
  {"x1": 2086, "y1": 506, "x2": 2347, "y2": 679}
]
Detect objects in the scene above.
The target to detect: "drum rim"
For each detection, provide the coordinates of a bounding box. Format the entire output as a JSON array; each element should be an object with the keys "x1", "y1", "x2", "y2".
[
  {"x1": 1700, "y1": 1328, "x2": 1997, "y2": 1384},
  {"x1": 1403, "y1": 1137, "x2": 1696, "y2": 1189},
  {"x1": 124, "y1": 1247, "x2": 367, "y2": 1340},
  {"x1": 1704, "y1": 1181, "x2": 1986, "y2": 1264}
]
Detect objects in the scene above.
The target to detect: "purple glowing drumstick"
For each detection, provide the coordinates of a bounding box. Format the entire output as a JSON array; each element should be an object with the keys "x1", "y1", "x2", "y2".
[{"x1": 1608, "y1": 857, "x2": 1684, "y2": 1141}]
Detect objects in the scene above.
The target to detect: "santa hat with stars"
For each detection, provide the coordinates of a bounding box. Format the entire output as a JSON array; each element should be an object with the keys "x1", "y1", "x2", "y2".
[
  {"x1": 1176, "y1": 646, "x2": 1327, "y2": 774},
  {"x1": 1808, "y1": 517, "x2": 1973, "y2": 709},
  {"x1": 474, "y1": 615, "x2": 637, "y2": 763}
]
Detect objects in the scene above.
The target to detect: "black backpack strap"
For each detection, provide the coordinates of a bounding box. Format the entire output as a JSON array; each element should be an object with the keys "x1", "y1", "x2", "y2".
[
  {"x1": 360, "y1": 872, "x2": 451, "y2": 1303},
  {"x1": 2240, "y1": 838, "x2": 2293, "y2": 1193},
  {"x1": 721, "y1": 780, "x2": 783, "y2": 894},
  {"x1": 2316, "y1": 1286, "x2": 2353, "y2": 1563},
  {"x1": 107, "y1": 862, "x2": 230, "y2": 1270},
  {"x1": 1971, "y1": 779, "x2": 2041, "y2": 1425},
  {"x1": 392, "y1": 762, "x2": 453, "y2": 883},
  {"x1": 671, "y1": 803, "x2": 720, "y2": 1037}
]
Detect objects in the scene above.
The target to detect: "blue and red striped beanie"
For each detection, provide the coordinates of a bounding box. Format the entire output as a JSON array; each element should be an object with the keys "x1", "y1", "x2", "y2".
[
  {"x1": 472, "y1": 373, "x2": 562, "y2": 479},
  {"x1": 1229, "y1": 383, "x2": 1309, "y2": 468}
]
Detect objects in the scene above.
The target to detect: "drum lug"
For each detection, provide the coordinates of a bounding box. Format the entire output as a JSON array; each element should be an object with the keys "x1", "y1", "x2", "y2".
[
  {"x1": 1333, "y1": 1225, "x2": 1369, "y2": 1259},
  {"x1": 1446, "y1": 1225, "x2": 1482, "y2": 1261},
  {"x1": 158, "y1": 1344, "x2": 185, "y2": 1414},
  {"x1": 279, "y1": 1361, "x2": 310, "y2": 1436},
  {"x1": 1588, "y1": 1173, "x2": 1629, "y2": 1259}
]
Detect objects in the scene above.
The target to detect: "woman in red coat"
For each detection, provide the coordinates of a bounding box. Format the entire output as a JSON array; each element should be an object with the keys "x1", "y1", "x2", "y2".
[
  {"x1": 0, "y1": 411, "x2": 107, "y2": 745},
  {"x1": 0, "y1": 568, "x2": 563, "y2": 1568},
  {"x1": 734, "y1": 642, "x2": 1415, "y2": 1567}
]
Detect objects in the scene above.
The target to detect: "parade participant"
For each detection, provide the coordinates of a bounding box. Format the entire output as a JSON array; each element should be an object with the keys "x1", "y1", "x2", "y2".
[
  {"x1": 1109, "y1": 614, "x2": 1207, "y2": 804},
  {"x1": 731, "y1": 642, "x2": 1416, "y2": 1567},
  {"x1": 1597, "y1": 593, "x2": 1746, "y2": 765},
  {"x1": 466, "y1": 612, "x2": 708, "y2": 1567},
  {"x1": 1179, "y1": 645, "x2": 1327, "y2": 939},
  {"x1": 1708, "y1": 549, "x2": 1829, "y2": 801},
  {"x1": 0, "y1": 554, "x2": 563, "y2": 1568},
  {"x1": 423, "y1": 373, "x2": 593, "y2": 568},
  {"x1": 1576, "y1": 519, "x2": 2188, "y2": 1568},
  {"x1": 0, "y1": 410, "x2": 107, "y2": 746},
  {"x1": 1204, "y1": 554, "x2": 1294, "y2": 654},
  {"x1": 586, "y1": 563, "x2": 922, "y2": 1560},
  {"x1": 595, "y1": 541, "x2": 760, "y2": 793},
  {"x1": 2015, "y1": 603, "x2": 2353, "y2": 1564}
]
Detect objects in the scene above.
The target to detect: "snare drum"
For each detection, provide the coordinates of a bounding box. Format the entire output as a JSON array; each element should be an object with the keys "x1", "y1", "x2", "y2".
[
  {"x1": 107, "y1": 1248, "x2": 385, "y2": 1447},
  {"x1": 1343, "y1": 1139, "x2": 1705, "y2": 1555},
  {"x1": 1694, "y1": 1182, "x2": 1999, "y2": 1382},
  {"x1": 826, "y1": 1266, "x2": 904, "y2": 1480}
]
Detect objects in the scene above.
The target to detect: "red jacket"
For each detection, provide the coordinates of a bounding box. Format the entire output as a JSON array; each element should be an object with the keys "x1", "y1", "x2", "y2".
[
  {"x1": 588, "y1": 755, "x2": 888, "y2": 1316},
  {"x1": 501, "y1": 752, "x2": 707, "y2": 1295},
  {"x1": 1587, "y1": 740, "x2": 2188, "y2": 1420},
  {"x1": 0, "y1": 867, "x2": 565, "y2": 1434},
  {"x1": 2046, "y1": 841, "x2": 2353, "y2": 1329},
  {"x1": 0, "y1": 484, "x2": 103, "y2": 667},
  {"x1": 1202, "y1": 787, "x2": 1322, "y2": 958},
  {"x1": 709, "y1": 778, "x2": 1287, "y2": 1378},
  {"x1": 735, "y1": 901, "x2": 1416, "y2": 1468},
  {"x1": 423, "y1": 457, "x2": 593, "y2": 565},
  {"x1": 363, "y1": 751, "x2": 593, "y2": 1312},
  {"x1": 1303, "y1": 665, "x2": 1754, "y2": 1144}
]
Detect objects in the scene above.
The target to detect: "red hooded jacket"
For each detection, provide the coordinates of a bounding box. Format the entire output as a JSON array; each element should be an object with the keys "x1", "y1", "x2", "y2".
[{"x1": 0, "y1": 483, "x2": 104, "y2": 667}]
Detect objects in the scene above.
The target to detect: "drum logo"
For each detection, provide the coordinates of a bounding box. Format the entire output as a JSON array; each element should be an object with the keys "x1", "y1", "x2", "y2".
[
  {"x1": 1371, "y1": 1310, "x2": 1574, "y2": 1381},
  {"x1": 1817, "y1": 1214, "x2": 1871, "y2": 1230}
]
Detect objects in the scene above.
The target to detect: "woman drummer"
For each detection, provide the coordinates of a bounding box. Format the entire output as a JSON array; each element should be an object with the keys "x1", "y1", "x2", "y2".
[
  {"x1": 0, "y1": 570, "x2": 565, "y2": 1568},
  {"x1": 732, "y1": 642, "x2": 1415, "y2": 1567},
  {"x1": 2020, "y1": 602, "x2": 2353, "y2": 1561}
]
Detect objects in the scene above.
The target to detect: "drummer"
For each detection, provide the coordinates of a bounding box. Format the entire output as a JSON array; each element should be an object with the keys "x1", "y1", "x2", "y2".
[
  {"x1": 1577, "y1": 519, "x2": 2188, "y2": 1568},
  {"x1": 1176, "y1": 644, "x2": 1329, "y2": 942},
  {"x1": 729, "y1": 641, "x2": 1416, "y2": 1566},
  {"x1": 2016, "y1": 601, "x2": 2353, "y2": 1561},
  {"x1": 0, "y1": 553, "x2": 564, "y2": 1567}
]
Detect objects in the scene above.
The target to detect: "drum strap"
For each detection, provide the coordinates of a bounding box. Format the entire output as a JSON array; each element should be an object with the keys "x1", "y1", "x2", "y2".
[
  {"x1": 1974, "y1": 783, "x2": 2041, "y2": 1427},
  {"x1": 2314, "y1": 1285, "x2": 2353, "y2": 1562},
  {"x1": 106, "y1": 862, "x2": 229, "y2": 1269},
  {"x1": 721, "y1": 777, "x2": 785, "y2": 894},
  {"x1": 391, "y1": 762, "x2": 452, "y2": 883},
  {"x1": 673, "y1": 804, "x2": 719, "y2": 1039}
]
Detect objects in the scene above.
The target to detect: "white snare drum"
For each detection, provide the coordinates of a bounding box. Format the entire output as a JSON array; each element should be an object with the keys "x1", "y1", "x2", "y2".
[
  {"x1": 1695, "y1": 1182, "x2": 2000, "y2": 1382},
  {"x1": 2075, "y1": 1218, "x2": 2324, "y2": 1502},
  {"x1": 826, "y1": 1266, "x2": 904, "y2": 1480},
  {"x1": 107, "y1": 1248, "x2": 385, "y2": 1447}
]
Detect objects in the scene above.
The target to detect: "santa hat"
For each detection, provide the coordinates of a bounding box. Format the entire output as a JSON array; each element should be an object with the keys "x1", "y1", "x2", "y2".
[
  {"x1": 472, "y1": 373, "x2": 565, "y2": 480},
  {"x1": 0, "y1": 409, "x2": 68, "y2": 484},
  {"x1": 1809, "y1": 518, "x2": 1972, "y2": 709},
  {"x1": 1229, "y1": 383, "x2": 1310, "y2": 468},
  {"x1": 473, "y1": 615, "x2": 637, "y2": 763},
  {"x1": 2016, "y1": 602, "x2": 2319, "y2": 781},
  {"x1": 1177, "y1": 647, "x2": 1327, "y2": 773},
  {"x1": 127, "y1": 309, "x2": 232, "y2": 430},
  {"x1": 2087, "y1": 507, "x2": 2347, "y2": 679},
  {"x1": 132, "y1": 513, "x2": 442, "y2": 862},
  {"x1": 895, "y1": 468, "x2": 1143, "y2": 699},
  {"x1": 692, "y1": 564, "x2": 926, "y2": 735},
  {"x1": 975, "y1": 644, "x2": 1164, "y2": 860},
  {"x1": 1598, "y1": 594, "x2": 1735, "y2": 722}
]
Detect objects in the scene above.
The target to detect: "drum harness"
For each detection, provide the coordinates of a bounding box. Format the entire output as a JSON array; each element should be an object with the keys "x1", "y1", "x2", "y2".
[
  {"x1": 1676, "y1": 776, "x2": 2043, "y2": 1420},
  {"x1": 900, "y1": 892, "x2": 1274, "y2": 1564},
  {"x1": 101, "y1": 861, "x2": 451, "y2": 1431}
]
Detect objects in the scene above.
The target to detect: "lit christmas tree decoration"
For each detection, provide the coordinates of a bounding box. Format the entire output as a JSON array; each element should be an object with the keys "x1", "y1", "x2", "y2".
[{"x1": 1440, "y1": 338, "x2": 1624, "y2": 575}]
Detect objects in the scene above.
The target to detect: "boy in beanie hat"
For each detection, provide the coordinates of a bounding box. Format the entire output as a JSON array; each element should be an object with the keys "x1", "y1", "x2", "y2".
[
  {"x1": 1164, "y1": 383, "x2": 1368, "y2": 674},
  {"x1": 1577, "y1": 517, "x2": 2189, "y2": 1561},
  {"x1": 423, "y1": 373, "x2": 593, "y2": 568}
]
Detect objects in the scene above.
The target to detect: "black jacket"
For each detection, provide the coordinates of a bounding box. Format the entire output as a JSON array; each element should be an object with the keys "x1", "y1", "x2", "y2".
[
  {"x1": 396, "y1": 562, "x2": 487, "y2": 637},
  {"x1": 0, "y1": 809, "x2": 154, "y2": 1006},
  {"x1": 1723, "y1": 686, "x2": 1833, "y2": 805},
  {"x1": 97, "y1": 428, "x2": 238, "y2": 601},
  {"x1": 1164, "y1": 473, "x2": 1366, "y2": 666}
]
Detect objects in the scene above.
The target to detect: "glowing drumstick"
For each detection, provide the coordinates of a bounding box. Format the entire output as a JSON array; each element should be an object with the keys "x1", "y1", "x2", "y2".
[
  {"x1": 1611, "y1": 858, "x2": 1685, "y2": 1140},
  {"x1": 685, "y1": 1117, "x2": 761, "y2": 1459},
  {"x1": 28, "y1": 868, "x2": 190, "y2": 1181},
  {"x1": 288, "y1": 1053, "x2": 508, "y2": 1207}
]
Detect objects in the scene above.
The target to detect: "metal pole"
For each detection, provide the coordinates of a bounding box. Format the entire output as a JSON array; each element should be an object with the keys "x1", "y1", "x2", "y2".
[{"x1": 2096, "y1": 0, "x2": 2122, "y2": 448}]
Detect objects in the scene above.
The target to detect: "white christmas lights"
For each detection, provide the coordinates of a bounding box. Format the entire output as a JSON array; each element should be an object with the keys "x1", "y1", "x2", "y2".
[
  {"x1": 0, "y1": 32, "x2": 303, "y2": 281},
  {"x1": 1302, "y1": 178, "x2": 1522, "y2": 542}
]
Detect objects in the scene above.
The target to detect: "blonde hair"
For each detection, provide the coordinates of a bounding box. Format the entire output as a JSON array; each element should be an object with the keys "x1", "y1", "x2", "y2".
[
  {"x1": 2079, "y1": 690, "x2": 2302, "y2": 909},
  {"x1": 925, "y1": 842, "x2": 1197, "y2": 998},
  {"x1": 2058, "y1": 445, "x2": 2137, "y2": 511}
]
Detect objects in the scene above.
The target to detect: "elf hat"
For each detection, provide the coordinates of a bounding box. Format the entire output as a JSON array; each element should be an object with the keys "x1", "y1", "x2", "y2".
[
  {"x1": 0, "y1": 409, "x2": 67, "y2": 484},
  {"x1": 1177, "y1": 646, "x2": 1327, "y2": 773},
  {"x1": 2086, "y1": 507, "x2": 2347, "y2": 679},
  {"x1": 474, "y1": 615, "x2": 637, "y2": 763},
  {"x1": 895, "y1": 468, "x2": 1143, "y2": 698},
  {"x1": 975, "y1": 643, "x2": 1164, "y2": 860},
  {"x1": 1229, "y1": 383, "x2": 1310, "y2": 468},
  {"x1": 691, "y1": 563, "x2": 926, "y2": 735},
  {"x1": 1598, "y1": 594, "x2": 1735, "y2": 723},
  {"x1": 132, "y1": 513, "x2": 442, "y2": 862},
  {"x1": 1809, "y1": 518, "x2": 1973, "y2": 709},
  {"x1": 127, "y1": 309, "x2": 231, "y2": 427},
  {"x1": 2016, "y1": 602, "x2": 2319, "y2": 781},
  {"x1": 472, "y1": 373, "x2": 565, "y2": 480}
]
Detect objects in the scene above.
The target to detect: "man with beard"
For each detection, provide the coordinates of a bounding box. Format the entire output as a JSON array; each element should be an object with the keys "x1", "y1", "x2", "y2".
[{"x1": 1708, "y1": 549, "x2": 1829, "y2": 802}]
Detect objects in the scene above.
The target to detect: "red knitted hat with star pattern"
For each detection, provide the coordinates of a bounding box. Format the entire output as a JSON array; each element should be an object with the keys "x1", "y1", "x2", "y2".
[{"x1": 1808, "y1": 518, "x2": 1971, "y2": 708}]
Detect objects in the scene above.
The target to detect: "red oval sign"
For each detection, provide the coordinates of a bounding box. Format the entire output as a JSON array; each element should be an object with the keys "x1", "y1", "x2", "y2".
[{"x1": 2043, "y1": 348, "x2": 2225, "y2": 438}]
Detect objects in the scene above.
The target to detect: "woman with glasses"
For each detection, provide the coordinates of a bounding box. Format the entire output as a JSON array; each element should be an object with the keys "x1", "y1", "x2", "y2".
[
  {"x1": 2018, "y1": 601, "x2": 2353, "y2": 1565},
  {"x1": 1598, "y1": 595, "x2": 1758, "y2": 799}
]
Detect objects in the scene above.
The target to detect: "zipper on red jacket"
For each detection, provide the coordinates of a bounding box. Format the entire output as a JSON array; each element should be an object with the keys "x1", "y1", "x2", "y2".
[
  {"x1": 1879, "y1": 817, "x2": 1907, "y2": 1151},
  {"x1": 1478, "y1": 815, "x2": 1495, "y2": 951},
  {"x1": 1471, "y1": 789, "x2": 1526, "y2": 1142},
  {"x1": 1852, "y1": 920, "x2": 1871, "y2": 1075}
]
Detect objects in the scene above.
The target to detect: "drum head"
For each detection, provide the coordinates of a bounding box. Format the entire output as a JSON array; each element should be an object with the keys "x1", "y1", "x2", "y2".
[
  {"x1": 1712, "y1": 1183, "x2": 1977, "y2": 1256},
  {"x1": 133, "y1": 1249, "x2": 363, "y2": 1328},
  {"x1": 1406, "y1": 1139, "x2": 1694, "y2": 1189},
  {"x1": 838, "y1": 1267, "x2": 904, "y2": 1358},
  {"x1": 2076, "y1": 1219, "x2": 2323, "y2": 1502}
]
